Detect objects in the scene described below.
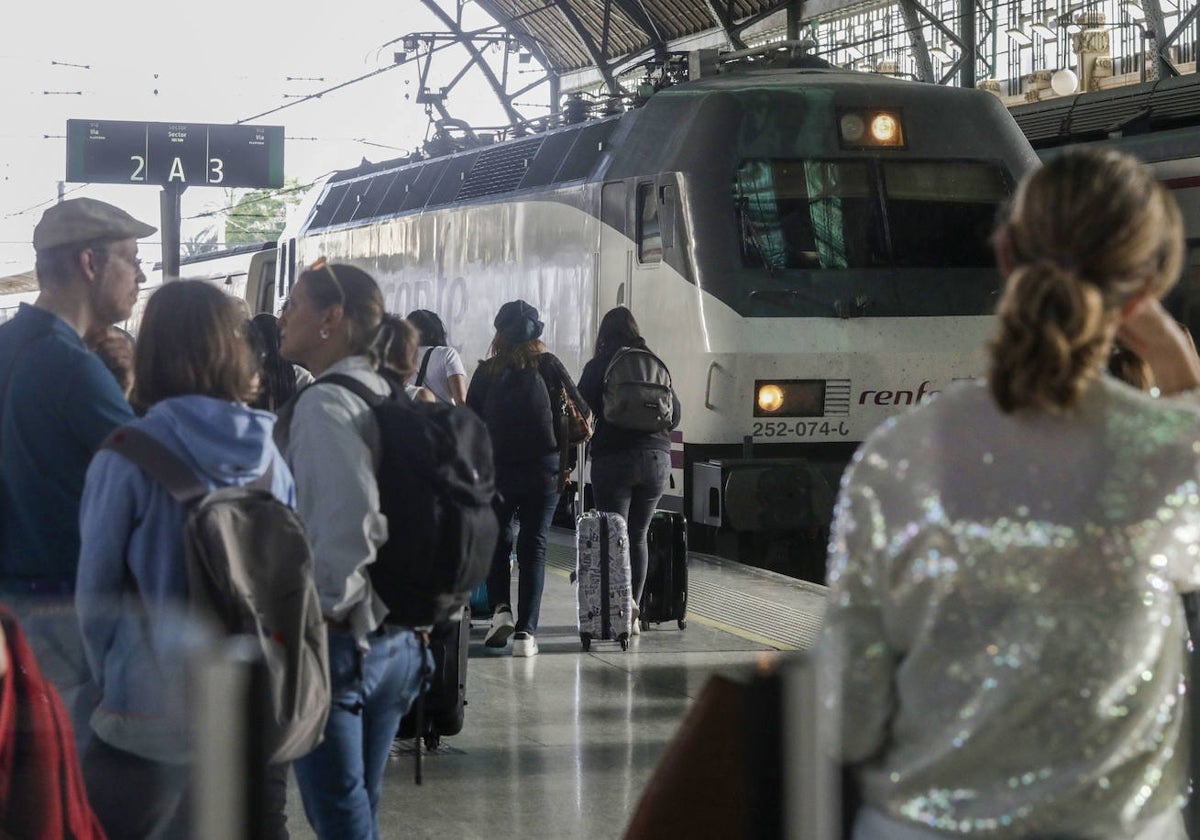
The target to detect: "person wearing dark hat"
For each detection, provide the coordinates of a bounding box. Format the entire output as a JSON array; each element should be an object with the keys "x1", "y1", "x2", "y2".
[
  {"x1": 0, "y1": 197, "x2": 154, "y2": 745},
  {"x1": 467, "y1": 299, "x2": 592, "y2": 657}
]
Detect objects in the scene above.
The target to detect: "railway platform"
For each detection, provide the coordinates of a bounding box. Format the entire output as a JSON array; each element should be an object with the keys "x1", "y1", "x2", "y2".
[{"x1": 284, "y1": 527, "x2": 828, "y2": 840}]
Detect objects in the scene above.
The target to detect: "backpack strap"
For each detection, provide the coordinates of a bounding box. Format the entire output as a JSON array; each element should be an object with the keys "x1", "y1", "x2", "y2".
[
  {"x1": 319, "y1": 372, "x2": 388, "y2": 407},
  {"x1": 101, "y1": 425, "x2": 273, "y2": 504},
  {"x1": 415, "y1": 348, "x2": 434, "y2": 388}
]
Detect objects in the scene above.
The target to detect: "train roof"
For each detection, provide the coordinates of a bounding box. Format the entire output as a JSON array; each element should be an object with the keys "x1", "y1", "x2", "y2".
[{"x1": 301, "y1": 67, "x2": 1021, "y2": 235}]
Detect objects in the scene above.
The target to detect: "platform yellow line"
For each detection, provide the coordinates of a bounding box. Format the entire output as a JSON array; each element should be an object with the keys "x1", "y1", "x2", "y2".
[{"x1": 546, "y1": 564, "x2": 799, "y2": 651}]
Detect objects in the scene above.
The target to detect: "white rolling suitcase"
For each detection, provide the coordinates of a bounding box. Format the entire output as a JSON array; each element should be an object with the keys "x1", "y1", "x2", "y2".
[{"x1": 575, "y1": 510, "x2": 634, "y2": 651}]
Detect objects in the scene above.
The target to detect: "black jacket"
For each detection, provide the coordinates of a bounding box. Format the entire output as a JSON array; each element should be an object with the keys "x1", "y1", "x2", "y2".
[{"x1": 577, "y1": 346, "x2": 681, "y2": 459}]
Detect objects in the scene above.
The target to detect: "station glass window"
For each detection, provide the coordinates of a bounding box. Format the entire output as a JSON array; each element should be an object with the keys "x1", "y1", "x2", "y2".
[{"x1": 637, "y1": 182, "x2": 662, "y2": 264}]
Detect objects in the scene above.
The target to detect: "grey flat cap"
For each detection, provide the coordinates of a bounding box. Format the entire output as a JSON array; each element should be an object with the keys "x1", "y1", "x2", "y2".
[{"x1": 33, "y1": 198, "x2": 156, "y2": 252}]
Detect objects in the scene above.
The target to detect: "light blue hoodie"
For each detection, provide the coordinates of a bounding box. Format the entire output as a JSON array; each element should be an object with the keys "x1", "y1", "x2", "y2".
[{"x1": 77, "y1": 395, "x2": 295, "y2": 763}]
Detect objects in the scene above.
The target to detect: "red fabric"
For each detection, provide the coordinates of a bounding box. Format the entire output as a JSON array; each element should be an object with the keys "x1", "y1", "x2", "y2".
[{"x1": 0, "y1": 603, "x2": 105, "y2": 839}]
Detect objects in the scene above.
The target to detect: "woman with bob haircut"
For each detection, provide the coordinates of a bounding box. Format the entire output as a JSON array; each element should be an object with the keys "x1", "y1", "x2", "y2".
[
  {"x1": 276, "y1": 259, "x2": 430, "y2": 839},
  {"x1": 821, "y1": 147, "x2": 1200, "y2": 840},
  {"x1": 467, "y1": 299, "x2": 591, "y2": 658},
  {"x1": 76, "y1": 280, "x2": 296, "y2": 839}
]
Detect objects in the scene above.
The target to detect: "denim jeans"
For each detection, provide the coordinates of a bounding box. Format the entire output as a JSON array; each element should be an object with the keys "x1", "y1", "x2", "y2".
[
  {"x1": 293, "y1": 625, "x2": 431, "y2": 840},
  {"x1": 591, "y1": 449, "x2": 672, "y2": 604},
  {"x1": 488, "y1": 454, "x2": 561, "y2": 634}
]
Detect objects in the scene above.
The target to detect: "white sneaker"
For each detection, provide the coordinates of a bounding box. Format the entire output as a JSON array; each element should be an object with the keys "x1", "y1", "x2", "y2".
[
  {"x1": 511, "y1": 632, "x2": 539, "y2": 657},
  {"x1": 631, "y1": 606, "x2": 642, "y2": 636},
  {"x1": 485, "y1": 605, "x2": 515, "y2": 648}
]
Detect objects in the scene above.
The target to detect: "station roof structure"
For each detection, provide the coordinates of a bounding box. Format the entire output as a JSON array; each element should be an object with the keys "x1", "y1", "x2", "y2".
[{"x1": 472, "y1": 0, "x2": 806, "y2": 81}]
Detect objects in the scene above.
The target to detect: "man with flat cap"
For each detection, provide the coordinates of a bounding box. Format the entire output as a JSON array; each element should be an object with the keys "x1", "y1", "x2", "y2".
[{"x1": 0, "y1": 197, "x2": 153, "y2": 734}]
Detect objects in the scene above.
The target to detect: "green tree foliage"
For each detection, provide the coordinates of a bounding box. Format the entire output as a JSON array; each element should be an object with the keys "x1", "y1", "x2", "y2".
[{"x1": 224, "y1": 179, "x2": 305, "y2": 245}]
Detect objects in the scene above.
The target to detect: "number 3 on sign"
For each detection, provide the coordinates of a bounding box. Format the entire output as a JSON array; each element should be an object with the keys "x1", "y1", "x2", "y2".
[
  {"x1": 129, "y1": 155, "x2": 146, "y2": 182},
  {"x1": 208, "y1": 158, "x2": 224, "y2": 184}
]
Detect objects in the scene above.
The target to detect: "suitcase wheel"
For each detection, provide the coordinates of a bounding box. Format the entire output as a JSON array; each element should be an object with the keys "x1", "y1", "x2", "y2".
[
  {"x1": 639, "y1": 618, "x2": 649, "y2": 632},
  {"x1": 678, "y1": 619, "x2": 687, "y2": 630},
  {"x1": 424, "y1": 732, "x2": 441, "y2": 751},
  {"x1": 620, "y1": 638, "x2": 628, "y2": 651},
  {"x1": 580, "y1": 633, "x2": 591, "y2": 652}
]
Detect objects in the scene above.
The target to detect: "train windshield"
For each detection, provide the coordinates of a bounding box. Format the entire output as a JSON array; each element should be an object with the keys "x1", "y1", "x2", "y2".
[{"x1": 734, "y1": 159, "x2": 1009, "y2": 271}]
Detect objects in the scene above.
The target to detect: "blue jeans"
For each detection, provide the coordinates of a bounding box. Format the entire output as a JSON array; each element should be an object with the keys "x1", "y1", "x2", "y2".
[
  {"x1": 488, "y1": 454, "x2": 560, "y2": 634},
  {"x1": 293, "y1": 625, "x2": 430, "y2": 840},
  {"x1": 591, "y1": 449, "x2": 672, "y2": 604}
]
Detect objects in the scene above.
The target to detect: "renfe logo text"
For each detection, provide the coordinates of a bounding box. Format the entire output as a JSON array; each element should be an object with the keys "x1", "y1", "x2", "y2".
[{"x1": 858, "y1": 381, "x2": 939, "y2": 406}]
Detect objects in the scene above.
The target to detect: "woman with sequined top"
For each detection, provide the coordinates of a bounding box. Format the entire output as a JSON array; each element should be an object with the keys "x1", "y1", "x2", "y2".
[{"x1": 821, "y1": 147, "x2": 1200, "y2": 840}]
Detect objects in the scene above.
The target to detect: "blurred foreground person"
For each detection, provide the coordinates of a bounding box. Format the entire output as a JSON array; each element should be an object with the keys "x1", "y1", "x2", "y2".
[
  {"x1": 0, "y1": 602, "x2": 106, "y2": 839},
  {"x1": 822, "y1": 148, "x2": 1200, "y2": 839}
]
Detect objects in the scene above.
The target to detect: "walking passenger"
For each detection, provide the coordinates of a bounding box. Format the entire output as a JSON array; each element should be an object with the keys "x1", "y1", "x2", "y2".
[
  {"x1": 76, "y1": 280, "x2": 294, "y2": 839},
  {"x1": 0, "y1": 198, "x2": 152, "y2": 738},
  {"x1": 467, "y1": 300, "x2": 592, "y2": 657},
  {"x1": 276, "y1": 259, "x2": 430, "y2": 838},
  {"x1": 577, "y1": 307, "x2": 680, "y2": 634},
  {"x1": 821, "y1": 147, "x2": 1200, "y2": 840},
  {"x1": 406, "y1": 309, "x2": 467, "y2": 405}
]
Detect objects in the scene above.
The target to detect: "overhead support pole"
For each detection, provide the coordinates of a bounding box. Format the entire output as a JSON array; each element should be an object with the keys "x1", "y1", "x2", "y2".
[
  {"x1": 703, "y1": 0, "x2": 749, "y2": 50},
  {"x1": 787, "y1": 0, "x2": 803, "y2": 40},
  {"x1": 1143, "y1": 0, "x2": 1180, "y2": 78},
  {"x1": 421, "y1": 0, "x2": 530, "y2": 127},
  {"x1": 961, "y1": 0, "x2": 976, "y2": 87},
  {"x1": 552, "y1": 0, "x2": 622, "y2": 94},
  {"x1": 899, "y1": 0, "x2": 936, "y2": 82},
  {"x1": 608, "y1": 0, "x2": 671, "y2": 60}
]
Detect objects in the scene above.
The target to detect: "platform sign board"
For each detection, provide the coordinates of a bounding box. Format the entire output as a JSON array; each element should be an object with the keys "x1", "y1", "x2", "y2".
[{"x1": 66, "y1": 120, "x2": 284, "y2": 188}]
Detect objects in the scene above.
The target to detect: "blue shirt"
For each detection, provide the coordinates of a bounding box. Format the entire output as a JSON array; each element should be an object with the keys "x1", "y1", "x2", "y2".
[{"x1": 0, "y1": 303, "x2": 134, "y2": 592}]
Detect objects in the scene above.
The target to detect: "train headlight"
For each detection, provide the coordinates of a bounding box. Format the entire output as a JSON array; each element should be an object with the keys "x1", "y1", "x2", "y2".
[
  {"x1": 871, "y1": 113, "x2": 899, "y2": 143},
  {"x1": 753, "y1": 380, "x2": 828, "y2": 417},
  {"x1": 837, "y1": 108, "x2": 906, "y2": 149},
  {"x1": 757, "y1": 384, "x2": 785, "y2": 413},
  {"x1": 839, "y1": 113, "x2": 865, "y2": 144}
]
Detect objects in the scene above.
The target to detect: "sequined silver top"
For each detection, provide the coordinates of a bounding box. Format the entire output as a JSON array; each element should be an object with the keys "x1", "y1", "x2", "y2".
[{"x1": 821, "y1": 376, "x2": 1200, "y2": 838}]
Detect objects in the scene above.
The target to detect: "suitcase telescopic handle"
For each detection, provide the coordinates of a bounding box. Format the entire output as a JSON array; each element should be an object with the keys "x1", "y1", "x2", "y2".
[{"x1": 575, "y1": 441, "x2": 587, "y2": 516}]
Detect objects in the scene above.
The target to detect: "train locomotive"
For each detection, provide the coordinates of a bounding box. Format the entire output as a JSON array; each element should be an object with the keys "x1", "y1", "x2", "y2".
[{"x1": 274, "y1": 58, "x2": 1039, "y2": 580}]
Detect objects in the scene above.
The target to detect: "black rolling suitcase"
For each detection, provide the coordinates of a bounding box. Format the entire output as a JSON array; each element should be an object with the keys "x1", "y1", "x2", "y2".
[
  {"x1": 397, "y1": 607, "x2": 470, "y2": 782},
  {"x1": 639, "y1": 510, "x2": 688, "y2": 631}
]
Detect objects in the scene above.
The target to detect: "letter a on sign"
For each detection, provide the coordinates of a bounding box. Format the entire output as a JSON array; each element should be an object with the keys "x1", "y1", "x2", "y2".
[{"x1": 168, "y1": 157, "x2": 186, "y2": 182}]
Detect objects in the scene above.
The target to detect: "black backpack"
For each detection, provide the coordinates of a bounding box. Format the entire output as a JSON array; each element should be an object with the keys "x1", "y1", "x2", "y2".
[
  {"x1": 602, "y1": 347, "x2": 675, "y2": 432},
  {"x1": 101, "y1": 426, "x2": 330, "y2": 765},
  {"x1": 319, "y1": 374, "x2": 498, "y2": 627}
]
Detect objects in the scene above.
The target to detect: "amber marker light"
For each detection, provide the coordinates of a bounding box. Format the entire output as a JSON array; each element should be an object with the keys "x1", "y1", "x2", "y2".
[{"x1": 757, "y1": 383, "x2": 785, "y2": 413}]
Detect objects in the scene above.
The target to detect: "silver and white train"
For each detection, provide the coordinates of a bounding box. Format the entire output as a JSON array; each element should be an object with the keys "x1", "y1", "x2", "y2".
[{"x1": 270, "y1": 62, "x2": 1039, "y2": 578}]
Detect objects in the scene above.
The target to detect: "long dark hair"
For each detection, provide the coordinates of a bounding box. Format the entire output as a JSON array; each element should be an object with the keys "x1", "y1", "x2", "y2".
[
  {"x1": 406, "y1": 309, "x2": 448, "y2": 347},
  {"x1": 249, "y1": 313, "x2": 297, "y2": 411},
  {"x1": 594, "y1": 306, "x2": 647, "y2": 357}
]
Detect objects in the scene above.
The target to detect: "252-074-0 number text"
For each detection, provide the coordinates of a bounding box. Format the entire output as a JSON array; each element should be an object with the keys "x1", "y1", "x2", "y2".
[{"x1": 751, "y1": 420, "x2": 850, "y2": 438}]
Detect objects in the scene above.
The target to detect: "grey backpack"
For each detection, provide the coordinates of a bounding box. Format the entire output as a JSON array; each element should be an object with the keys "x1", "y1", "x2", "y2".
[
  {"x1": 602, "y1": 347, "x2": 675, "y2": 432},
  {"x1": 102, "y1": 426, "x2": 330, "y2": 764}
]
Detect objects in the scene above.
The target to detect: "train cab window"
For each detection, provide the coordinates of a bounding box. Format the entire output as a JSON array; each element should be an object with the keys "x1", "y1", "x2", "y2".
[
  {"x1": 882, "y1": 161, "x2": 1009, "y2": 268},
  {"x1": 637, "y1": 183, "x2": 662, "y2": 264},
  {"x1": 734, "y1": 160, "x2": 883, "y2": 271}
]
